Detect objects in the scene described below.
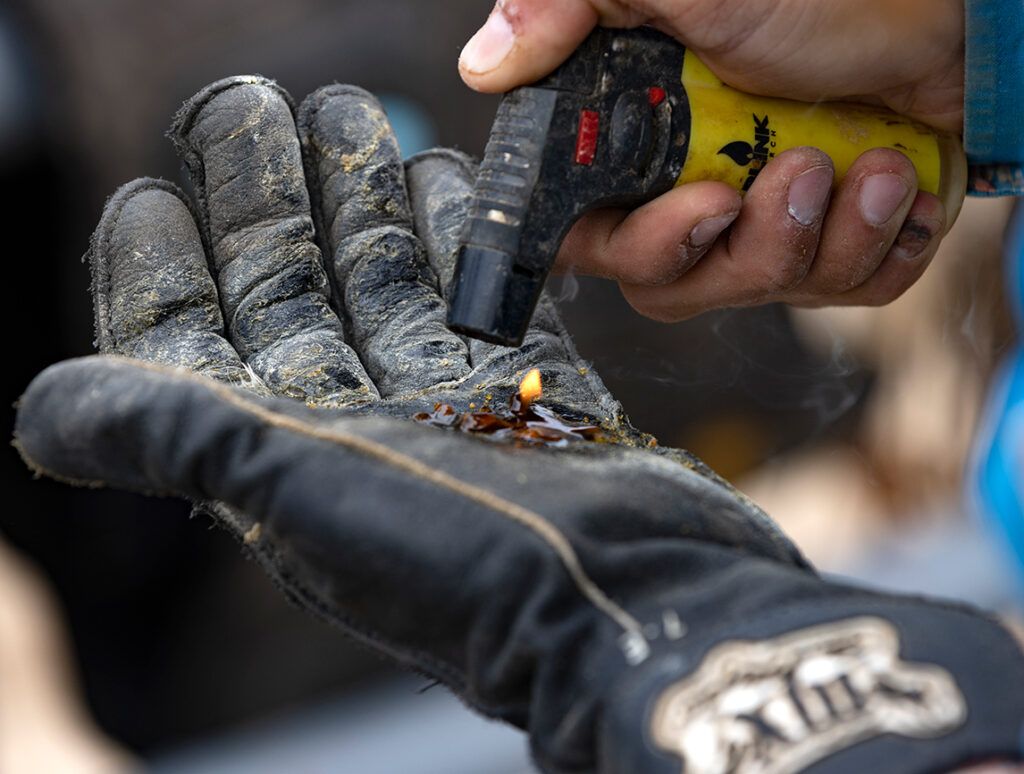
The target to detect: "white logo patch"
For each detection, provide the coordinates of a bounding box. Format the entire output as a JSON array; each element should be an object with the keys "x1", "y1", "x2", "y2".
[{"x1": 650, "y1": 617, "x2": 966, "y2": 774}]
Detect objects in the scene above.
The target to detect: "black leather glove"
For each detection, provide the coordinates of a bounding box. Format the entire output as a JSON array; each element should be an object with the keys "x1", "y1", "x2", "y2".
[{"x1": 15, "y1": 77, "x2": 1024, "y2": 774}]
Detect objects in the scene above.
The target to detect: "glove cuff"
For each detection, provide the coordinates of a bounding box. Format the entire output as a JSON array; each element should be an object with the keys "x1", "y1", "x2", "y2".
[{"x1": 600, "y1": 592, "x2": 1024, "y2": 774}]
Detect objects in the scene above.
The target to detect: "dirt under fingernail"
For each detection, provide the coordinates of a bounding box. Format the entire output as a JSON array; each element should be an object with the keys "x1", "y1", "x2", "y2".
[{"x1": 892, "y1": 217, "x2": 941, "y2": 261}]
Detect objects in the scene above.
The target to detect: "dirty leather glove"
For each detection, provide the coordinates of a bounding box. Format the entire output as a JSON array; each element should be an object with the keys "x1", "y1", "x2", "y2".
[{"x1": 15, "y1": 77, "x2": 1024, "y2": 774}]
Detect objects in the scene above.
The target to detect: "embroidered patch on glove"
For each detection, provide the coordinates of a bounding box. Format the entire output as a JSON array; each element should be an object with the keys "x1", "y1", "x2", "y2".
[{"x1": 650, "y1": 617, "x2": 966, "y2": 774}]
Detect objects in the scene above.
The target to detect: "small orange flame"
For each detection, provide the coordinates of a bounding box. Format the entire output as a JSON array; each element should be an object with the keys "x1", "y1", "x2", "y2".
[{"x1": 518, "y1": 368, "x2": 542, "y2": 407}]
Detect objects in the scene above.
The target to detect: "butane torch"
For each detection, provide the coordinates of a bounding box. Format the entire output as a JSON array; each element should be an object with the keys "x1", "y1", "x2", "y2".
[{"x1": 447, "y1": 26, "x2": 967, "y2": 347}]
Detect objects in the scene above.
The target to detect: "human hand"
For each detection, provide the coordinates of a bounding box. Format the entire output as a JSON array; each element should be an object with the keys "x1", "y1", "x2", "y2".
[
  {"x1": 0, "y1": 540, "x2": 133, "y2": 774},
  {"x1": 15, "y1": 77, "x2": 1024, "y2": 774},
  {"x1": 459, "y1": 0, "x2": 964, "y2": 320}
]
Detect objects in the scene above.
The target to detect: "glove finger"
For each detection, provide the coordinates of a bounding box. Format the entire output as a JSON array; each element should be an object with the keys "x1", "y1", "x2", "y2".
[
  {"x1": 297, "y1": 86, "x2": 469, "y2": 396},
  {"x1": 89, "y1": 178, "x2": 265, "y2": 391},
  {"x1": 405, "y1": 149, "x2": 614, "y2": 418},
  {"x1": 171, "y1": 76, "x2": 377, "y2": 407},
  {"x1": 405, "y1": 148, "x2": 477, "y2": 293}
]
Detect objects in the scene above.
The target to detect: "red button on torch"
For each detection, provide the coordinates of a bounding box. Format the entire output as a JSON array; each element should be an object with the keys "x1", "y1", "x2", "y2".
[{"x1": 574, "y1": 109, "x2": 600, "y2": 165}]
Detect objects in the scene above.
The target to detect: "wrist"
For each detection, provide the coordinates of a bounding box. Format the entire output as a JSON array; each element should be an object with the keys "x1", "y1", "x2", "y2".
[{"x1": 872, "y1": 0, "x2": 965, "y2": 133}]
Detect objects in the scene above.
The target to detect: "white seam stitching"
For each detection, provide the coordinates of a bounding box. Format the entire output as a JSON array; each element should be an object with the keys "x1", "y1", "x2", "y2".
[{"x1": 126, "y1": 357, "x2": 645, "y2": 641}]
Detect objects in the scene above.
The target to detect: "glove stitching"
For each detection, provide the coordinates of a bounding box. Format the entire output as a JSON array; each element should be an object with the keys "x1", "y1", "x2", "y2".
[
  {"x1": 14, "y1": 431, "x2": 481, "y2": 712},
  {"x1": 11, "y1": 436, "x2": 131, "y2": 493},
  {"x1": 122, "y1": 356, "x2": 648, "y2": 645},
  {"x1": 202, "y1": 500, "x2": 476, "y2": 697},
  {"x1": 170, "y1": 75, "x2": 296, "y2": 156},
  {"x1": 202, "y1": 501, "x2": 574, "y2": 730}
]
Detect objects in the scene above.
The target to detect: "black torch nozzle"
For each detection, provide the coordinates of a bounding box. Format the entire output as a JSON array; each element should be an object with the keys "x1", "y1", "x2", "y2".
[
  {"x1": 446, "y1": 84, "x2": 561, "y2": 348},
  {"x1": 448, "y1": 28, "x2": 686, "y2": 348},
  {"x1": 446, "y1": 245, "x2": 544, "y2": 346}
]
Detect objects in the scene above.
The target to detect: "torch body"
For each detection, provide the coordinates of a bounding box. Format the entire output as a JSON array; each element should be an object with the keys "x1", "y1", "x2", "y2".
[{"x1": 448, "y1": 26, "x2": 967, "y2": 347}]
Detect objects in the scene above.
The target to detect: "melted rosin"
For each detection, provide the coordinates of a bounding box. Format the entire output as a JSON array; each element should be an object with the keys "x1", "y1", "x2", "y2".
[{"x1": 414, "y1": 390, "x2": 604, "y2": 448}]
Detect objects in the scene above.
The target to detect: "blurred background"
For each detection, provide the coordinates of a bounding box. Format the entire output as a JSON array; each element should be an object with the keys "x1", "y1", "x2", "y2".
[{"x1": 0, "y1": 1, "x2": 1021, "y2": 772}]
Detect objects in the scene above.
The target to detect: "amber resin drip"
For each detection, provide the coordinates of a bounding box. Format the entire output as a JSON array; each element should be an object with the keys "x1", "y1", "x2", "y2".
[{"x1": 414, "y1": 369, "x2": 603, "y2": 447}]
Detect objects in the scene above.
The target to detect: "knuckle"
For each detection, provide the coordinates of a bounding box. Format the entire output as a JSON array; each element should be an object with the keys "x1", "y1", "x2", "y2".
[{"x1": 752, "y1": 247, "x2": 814, "y2": 294}]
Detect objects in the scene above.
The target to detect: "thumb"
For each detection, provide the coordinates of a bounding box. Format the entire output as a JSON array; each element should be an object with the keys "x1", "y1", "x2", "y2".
[{"x1": 459, "y1": 0, "x2": 646, "y2": 93}]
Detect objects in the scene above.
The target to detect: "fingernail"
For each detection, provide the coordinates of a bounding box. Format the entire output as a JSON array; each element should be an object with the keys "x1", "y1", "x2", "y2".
[
  {"x1": 891, "y1": 216, "x2": 942, "y2": 260},
  {"x1": 787, "y1": 166, "x2": 834, "y2": 226},
  {"x1": 688, "y1": 212, "x2": 737, "y2": 249},
  {"x1": 681, "y1": 212, "x2": 737, "y2": 271},
  {"x1": 459, "y1": 7, "x2": 515, "y2": 75},
  {"x1": 859, "y1": 173, "x2": 911, "y2": 226}
]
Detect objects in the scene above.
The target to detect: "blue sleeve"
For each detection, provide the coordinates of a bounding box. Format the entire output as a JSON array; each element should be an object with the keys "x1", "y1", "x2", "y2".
[
  {"x1": 971, "y1": 202, "x2": 1024, "y2": 593},
  {"x1": 965, "y1": 0, "x2": 1024, "y2": 196}
]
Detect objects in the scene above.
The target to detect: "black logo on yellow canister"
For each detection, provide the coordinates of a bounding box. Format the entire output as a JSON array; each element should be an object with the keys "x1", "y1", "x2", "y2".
[{"x1": 718, "y1": 114, "x2": 776, "y2": 190}]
